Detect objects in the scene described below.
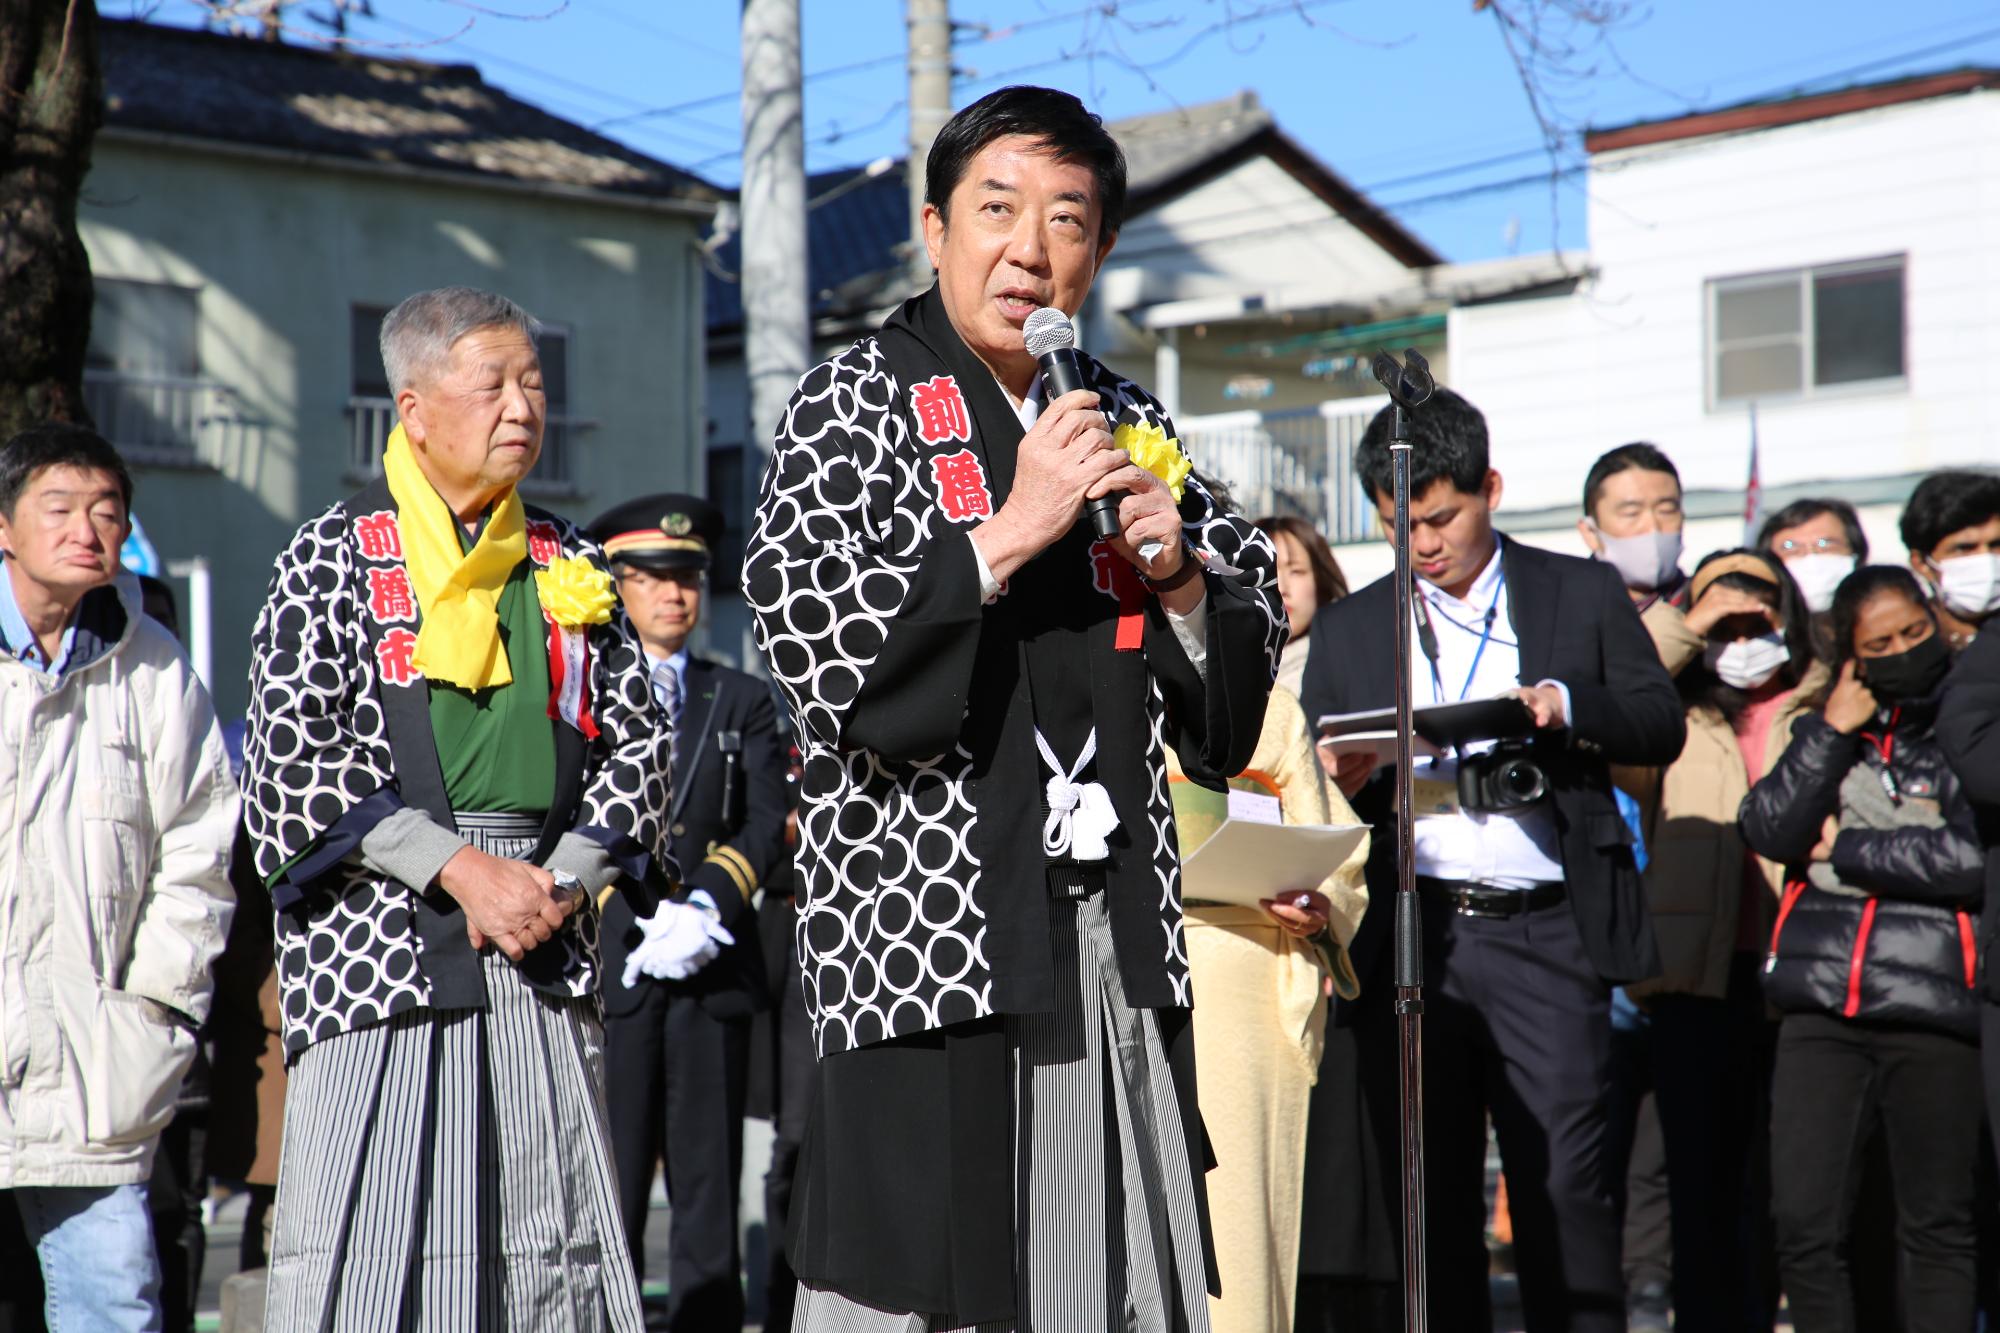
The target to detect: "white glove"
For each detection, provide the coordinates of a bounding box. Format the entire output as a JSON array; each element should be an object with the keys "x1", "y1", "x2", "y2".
[{"x1": 621, "y1": 900, "x2": 736, "y2": 987}]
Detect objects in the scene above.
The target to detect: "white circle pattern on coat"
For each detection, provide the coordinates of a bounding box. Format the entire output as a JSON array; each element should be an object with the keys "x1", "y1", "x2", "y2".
[{"x1": 747, "y1": 337, "x2": 1283, "y2": 1057}]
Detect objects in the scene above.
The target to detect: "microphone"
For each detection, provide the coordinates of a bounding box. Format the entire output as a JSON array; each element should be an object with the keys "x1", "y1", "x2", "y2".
[{"x1": 1023, "y1": 306, "x2": 1121, "y2": 541}]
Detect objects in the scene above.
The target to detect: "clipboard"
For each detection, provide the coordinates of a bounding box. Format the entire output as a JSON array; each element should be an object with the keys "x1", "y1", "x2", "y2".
[{"x1": 1316, "y1": 697, "x2": 1535, "y2": 760}]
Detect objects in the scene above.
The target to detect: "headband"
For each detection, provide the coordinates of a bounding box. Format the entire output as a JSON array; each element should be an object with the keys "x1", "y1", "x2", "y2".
[{"x1": 1688, "y1": 552, "x2": 1781, "y2": 607}]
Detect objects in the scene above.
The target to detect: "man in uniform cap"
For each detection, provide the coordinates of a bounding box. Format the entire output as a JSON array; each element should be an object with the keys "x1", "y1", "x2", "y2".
[{"x1": 589, "y1": 492, "x2": 789, "y2": 1332}]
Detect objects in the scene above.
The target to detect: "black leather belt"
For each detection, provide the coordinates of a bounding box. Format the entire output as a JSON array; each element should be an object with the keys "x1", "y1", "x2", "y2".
[{"x1": 1418, "y1": 876, "x2": 1566, "y2": 919}]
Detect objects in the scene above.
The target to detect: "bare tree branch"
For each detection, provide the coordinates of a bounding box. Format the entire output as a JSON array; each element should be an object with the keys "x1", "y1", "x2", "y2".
[
  {"x1": 1478, "y1": 0, "x2": 1649, "y2": 254},
  {"x1": 181, "y1": 0, "x2": 563, "y2": 50}
]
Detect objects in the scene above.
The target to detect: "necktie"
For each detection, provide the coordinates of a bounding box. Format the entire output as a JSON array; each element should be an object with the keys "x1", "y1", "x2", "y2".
[{"x1": 654, "y1": 660, "x2": 682, "y2": 772}]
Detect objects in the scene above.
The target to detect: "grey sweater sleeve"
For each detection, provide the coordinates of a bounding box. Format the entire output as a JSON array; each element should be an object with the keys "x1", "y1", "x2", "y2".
[
  {"x1": 358, "y1": 807, "x2": 468, "y2": 891},
  {"x1": 544, "y1": 830, "x2": 624, "y2": 905},
  {"x1": 360, "y1": 814, "x2": 623, "y2": 907}
]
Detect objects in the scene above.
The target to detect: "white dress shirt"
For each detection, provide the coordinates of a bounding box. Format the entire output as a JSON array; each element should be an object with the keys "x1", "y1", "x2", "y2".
[{"x1": 1409, "y1": 538, "x2": 1567, "y2": 889}]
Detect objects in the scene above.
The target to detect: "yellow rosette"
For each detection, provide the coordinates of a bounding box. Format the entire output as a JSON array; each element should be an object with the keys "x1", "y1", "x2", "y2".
[
  {"x1": 1116, "y1": 420, "x2": 1191, "y2": 502},
  {"x1": 535, "y1": 555, "x2": 618, "y2": 629}
]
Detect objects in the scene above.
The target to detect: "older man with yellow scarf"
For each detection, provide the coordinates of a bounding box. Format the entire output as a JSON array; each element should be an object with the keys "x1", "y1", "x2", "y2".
[{"x1": 245, "y1": 287, "x2": 688, "y2": 1331}]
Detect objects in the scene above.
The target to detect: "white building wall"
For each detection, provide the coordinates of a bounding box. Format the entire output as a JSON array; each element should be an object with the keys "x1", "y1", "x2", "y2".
[{"x1": 1448, "y1": 88, "x2": 2000, "y2": 518}]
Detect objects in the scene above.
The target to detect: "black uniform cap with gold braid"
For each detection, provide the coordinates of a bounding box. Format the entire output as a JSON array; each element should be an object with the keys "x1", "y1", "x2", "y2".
[{"x1": 586, "y1": 492, "x2": 723, "y2": 573}]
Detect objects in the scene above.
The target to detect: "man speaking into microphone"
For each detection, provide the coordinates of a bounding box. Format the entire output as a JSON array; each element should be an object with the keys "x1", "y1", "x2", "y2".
[{"x1": 746, "y1": 85, "x2": 1285, "y2": 1333}]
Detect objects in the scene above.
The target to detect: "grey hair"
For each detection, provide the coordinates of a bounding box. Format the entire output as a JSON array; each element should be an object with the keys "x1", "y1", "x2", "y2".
[{"x1": 379, "y1": 286, "x2": 541, "y2": 397}]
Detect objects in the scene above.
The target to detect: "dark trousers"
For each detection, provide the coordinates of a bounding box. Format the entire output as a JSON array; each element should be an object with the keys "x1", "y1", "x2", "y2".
[
  {"x1": 604, "y1": 982, "x2": 751, "y2": 1333},
  {"x1": 1770, "y1": 1013, "x2": 1981, "y2": 1333},
  {"x1": 1983, "y1": 1004, "x2": 2000, "y2": 1188},
  {"x1": 1603, "y1": 993, "x2": 1670, "y2": 1298},
  {"x1": 1648, "y1": 954, "x2": 1776, "y2": 1331},
  {"x1": 1409, "y1": 894, "x2": 1624, "y2": 1333},
  {"x1": 760, "y1": 896, "x2": 819, "y2": 1333},
  {"x1": 148, "y1": 1109, "x2": 207, "y2": 1333}
]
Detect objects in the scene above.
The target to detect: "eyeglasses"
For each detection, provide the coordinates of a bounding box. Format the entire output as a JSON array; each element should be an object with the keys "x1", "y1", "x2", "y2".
[{"x1": 1773, "y1": 535, "x2": 1852, "y2": 557}]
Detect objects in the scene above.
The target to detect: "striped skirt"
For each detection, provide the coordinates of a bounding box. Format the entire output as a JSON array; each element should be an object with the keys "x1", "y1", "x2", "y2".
[
  {"x1": 263, "y1": 814, "x2": 642, "y2": 1333},
  {"x1": 797, "y1": 886, "x2": 1214, "y2": 1333}
]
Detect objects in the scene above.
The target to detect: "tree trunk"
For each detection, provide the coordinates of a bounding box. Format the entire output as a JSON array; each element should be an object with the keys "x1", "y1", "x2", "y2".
[{"x1": 0, "y1": 0, "x2": 101, "y2": 440}]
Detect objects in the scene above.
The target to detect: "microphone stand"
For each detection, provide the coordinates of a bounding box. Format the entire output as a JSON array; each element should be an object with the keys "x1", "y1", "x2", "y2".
[{"x1": 1371, "y1": 347, "x2": 1435, "y2": 1333}]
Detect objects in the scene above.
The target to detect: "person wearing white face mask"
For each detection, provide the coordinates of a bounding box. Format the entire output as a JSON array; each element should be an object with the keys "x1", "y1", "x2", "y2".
[
  {"x1": 1900, "y1": 470, "x2": 2000, "y2": 653},
  {"x1": 1615, "y1": 547, "x2": 1821, "y2": 1330},
  {"x1": 1577, "y1": 443, "x2": 1694, "y2": 1329},
  {"x1": 1578, "y1": 443, "x2": 1690, "y2": 614},
  {"x1": 1757, "y1": 498, "x2": 1870, "y2": 620},
  {"x1": 1579, "y1": 444, "x2": 1788, "y2": 681}
]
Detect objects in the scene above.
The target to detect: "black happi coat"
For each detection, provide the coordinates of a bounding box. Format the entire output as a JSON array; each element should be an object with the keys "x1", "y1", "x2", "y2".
[
  {"x1": 745, "y1": 288, "x2": 1284, "y2": 1318},
  {"x1": 244, "y1": 479, "x2": 674, "y2": 1058},
  {"x1": 748, "y1": 286, "x2": 1284, "y2": 1054}
]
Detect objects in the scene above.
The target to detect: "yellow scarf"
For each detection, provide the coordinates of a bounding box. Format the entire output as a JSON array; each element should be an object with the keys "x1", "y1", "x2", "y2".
[{"x1": 382, "y1": 425, "x2": 528, "y2": 690}]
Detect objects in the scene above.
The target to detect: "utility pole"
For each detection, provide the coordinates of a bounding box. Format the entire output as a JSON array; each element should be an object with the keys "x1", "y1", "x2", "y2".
[
  {"x1": 905, "y1": 0, "x2": 953, "y2": 290},
  {"x1": 739, "y1": 0, "x2": 808, "y2": 562}
]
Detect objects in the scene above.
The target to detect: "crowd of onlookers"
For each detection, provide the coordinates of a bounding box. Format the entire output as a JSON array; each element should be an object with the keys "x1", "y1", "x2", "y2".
[
  {"x1": 1252, "y1": 402, "x2": 2000, "y2": 1332},
  {"x1": 3, "y1": 381, "x2": 2000, "y2": 1333}
]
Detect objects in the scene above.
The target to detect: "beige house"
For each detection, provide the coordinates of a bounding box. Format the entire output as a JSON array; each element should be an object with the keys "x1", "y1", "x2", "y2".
[{"x1": 83, "y1": 19, "x2": 716, "y2": 716}]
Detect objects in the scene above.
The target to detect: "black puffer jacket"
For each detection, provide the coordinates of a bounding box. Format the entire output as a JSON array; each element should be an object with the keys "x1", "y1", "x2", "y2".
[{"x1": 1740, "y1": 701, "x2": 1986, "y2": 1039}]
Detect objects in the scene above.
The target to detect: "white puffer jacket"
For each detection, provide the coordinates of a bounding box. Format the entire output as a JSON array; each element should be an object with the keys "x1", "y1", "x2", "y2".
[{"x1": 0, "y1": 577, "x2": 237, "y2": 1187}]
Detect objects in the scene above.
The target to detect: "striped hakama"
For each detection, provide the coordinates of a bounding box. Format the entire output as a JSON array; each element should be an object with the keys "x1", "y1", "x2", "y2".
[
  {"x1": 797, "y1": 882, "x2": 1214, "y2": 1333},
  {"x1": 263, "y1": 814, "x2": 642, "y2": 1333}
]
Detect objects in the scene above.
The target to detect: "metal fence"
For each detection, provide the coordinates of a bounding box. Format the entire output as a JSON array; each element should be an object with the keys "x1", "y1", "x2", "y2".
[
  {"x1": 1180, "y1": 395, "x2": 1386, "y2": 544},
  {"x1": 346, "y1": 397, "x2": 587, "y2": 491},
  {"x1": 83, "y1": 371, "x2": 236, "y2": 465}
]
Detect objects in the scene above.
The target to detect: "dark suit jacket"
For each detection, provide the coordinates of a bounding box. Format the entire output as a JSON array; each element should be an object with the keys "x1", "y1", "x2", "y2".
[
  {"x1": 600, "y1": 655, "x2": 790, "y2": 1021},
  {"x1": 1299, "y1": 535, "x2": 1683, "y2": 992}
]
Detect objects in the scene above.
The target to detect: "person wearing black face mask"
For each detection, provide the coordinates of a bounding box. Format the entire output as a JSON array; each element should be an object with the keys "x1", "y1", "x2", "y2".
[{"x1": 1741, "y1": 566, "x2": 1986, "y2": 1332}]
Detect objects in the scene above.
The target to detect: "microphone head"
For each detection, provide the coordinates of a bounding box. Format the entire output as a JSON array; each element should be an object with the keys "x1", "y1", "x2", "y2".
[{"x1": 1022, "y1": 306, "x2": 1076, "y2": 359}]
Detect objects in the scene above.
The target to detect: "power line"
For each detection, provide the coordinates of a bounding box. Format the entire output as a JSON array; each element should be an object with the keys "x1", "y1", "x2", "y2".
[
  {"x1": 589, "y1": 0, "x2": 1183, "y2": 133},
  {"x1": 354, "y1": 10, "x2": 746, "y2": 148},
  {"x1": 688, "y1": 0, "x2": 1359, "y2": 168}
]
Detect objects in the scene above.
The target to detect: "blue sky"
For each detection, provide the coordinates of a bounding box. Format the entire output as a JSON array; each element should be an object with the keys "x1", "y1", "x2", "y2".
[{"x1": 149, "y1": 0, "x2": 2000, "y2": 262}]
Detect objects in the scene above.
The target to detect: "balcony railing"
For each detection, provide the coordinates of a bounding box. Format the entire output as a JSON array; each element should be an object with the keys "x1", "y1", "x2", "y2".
[
  {"x1": 1181, "y1": 395, "x2": 1387, "y2": 546},
  {"x1": 83, "y1": 370, "x2": 236, "y2": 466},
  {"x1": 346, "y1": 397, "x2": 590, "y2": 492}
]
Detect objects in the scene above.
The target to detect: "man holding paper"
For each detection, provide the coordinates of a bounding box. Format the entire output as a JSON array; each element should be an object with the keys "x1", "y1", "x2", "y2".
[{"x1": 1298, "y1": 387, "x2": 1683, "y2": 1333}]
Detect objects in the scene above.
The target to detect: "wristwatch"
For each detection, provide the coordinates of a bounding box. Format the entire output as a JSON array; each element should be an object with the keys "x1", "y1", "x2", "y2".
[{"x1": 550, "y1": 869, "x2": 588, "y2": 913}]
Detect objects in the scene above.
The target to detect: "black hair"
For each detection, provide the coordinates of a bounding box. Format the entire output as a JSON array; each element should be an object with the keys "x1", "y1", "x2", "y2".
[
  {"x1": 1756, "y1": 497, "x2": 1870, "y2": 564},
  {"x1": 1354, "y1": 386, "x2": 1489, "y2": 506},
  {"x1": 924, "y1": 85, "x2": 1128, "y2": 246},
  {"x1": 1898, "y1": 470, "x2": 2000, "y2": 559},
  {"x1": 0, "y1": 422, "x2": 134, "y2": 520},
  {"x1": 1190, "y1": 468, "x2": 1236, "y2": 516},
  {"x1": 1254, "y1": 514, "x2": 1349, "y2": 605},
  {"x1": 1680, "y1": 547, "x2": 1814, "y2": 720},
  {"x1": 138, "y1": 574, "x2": 182, "y2": 641},
  {"x1": 1582, "y1": 442, "x2": 1680, "y2": 518},
  {"x1": 1828, "y1": 565, "x2": 1935, "y2": 672}
]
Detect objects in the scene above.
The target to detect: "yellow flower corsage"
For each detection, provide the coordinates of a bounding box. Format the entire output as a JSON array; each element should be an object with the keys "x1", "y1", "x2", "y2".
[
  {"x1": 1116, "y1": 420, "x2": 1191, "y2": 502},
  {"x1": 535, "y1": 555, "x2": 618, "y2": 629}
]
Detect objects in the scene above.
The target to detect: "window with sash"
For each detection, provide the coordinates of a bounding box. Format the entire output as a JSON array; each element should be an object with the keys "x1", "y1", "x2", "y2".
[{"x1": 1706, "y1": 256, "x2": 1906, "y2": 408}]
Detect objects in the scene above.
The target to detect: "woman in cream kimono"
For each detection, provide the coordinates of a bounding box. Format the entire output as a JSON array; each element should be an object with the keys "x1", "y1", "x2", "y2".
[{"x1": 1170, "y1": 684, "x2": 1369, "y2": 1333}]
